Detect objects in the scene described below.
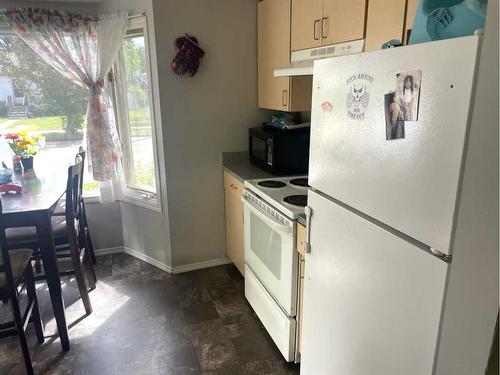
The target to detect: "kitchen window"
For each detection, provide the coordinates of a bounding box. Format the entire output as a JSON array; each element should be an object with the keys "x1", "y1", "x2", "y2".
[
  {"x1": 113, "y1": 16, "x2": 161, "y2": 211},
  {"x1": 0, "y1": 29, "x2": 98, "y2": 196}
]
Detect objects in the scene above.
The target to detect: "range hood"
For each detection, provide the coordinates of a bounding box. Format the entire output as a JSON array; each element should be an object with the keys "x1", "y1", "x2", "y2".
[{"x1": 274, "y1": 39, "x2": 365, "y2": 77}]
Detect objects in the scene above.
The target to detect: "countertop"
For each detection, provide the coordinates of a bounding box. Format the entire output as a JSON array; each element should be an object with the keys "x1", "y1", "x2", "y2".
[{"x1": 222, "y1": 151, "x2": 274, "y2": 182}]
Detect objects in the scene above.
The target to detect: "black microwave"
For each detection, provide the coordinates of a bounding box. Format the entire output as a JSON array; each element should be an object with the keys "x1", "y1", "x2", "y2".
[{"x1": 249, "y1": 126, "x2": 310, "y2": 175}]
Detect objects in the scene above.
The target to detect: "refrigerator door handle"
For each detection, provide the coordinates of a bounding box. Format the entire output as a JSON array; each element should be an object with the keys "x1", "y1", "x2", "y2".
[
  {"x1": 304, "y1": 206, "x2": 312, "y2": 253},
  {"x1": 430, "y1": 248, "x2": 453, "y2": 263}
]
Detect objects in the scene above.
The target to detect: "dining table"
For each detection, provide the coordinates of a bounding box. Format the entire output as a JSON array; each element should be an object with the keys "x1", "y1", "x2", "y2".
[{"x1": 1, "y1": 165, "x2": 70, "y2": 351}]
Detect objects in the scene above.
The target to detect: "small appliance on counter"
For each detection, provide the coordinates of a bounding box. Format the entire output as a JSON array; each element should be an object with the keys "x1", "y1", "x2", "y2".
[{"x1": 248, "y1": 125, "x2": 310, "y2": 175}]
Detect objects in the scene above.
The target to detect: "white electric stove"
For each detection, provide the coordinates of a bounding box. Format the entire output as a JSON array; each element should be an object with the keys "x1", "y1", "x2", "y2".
[
  {"x1": 244, "y1": 176, "x2": 309, "y2": 220},
  {"x1": 241, "y1": 175, "x2": 309, "y2": 363}
]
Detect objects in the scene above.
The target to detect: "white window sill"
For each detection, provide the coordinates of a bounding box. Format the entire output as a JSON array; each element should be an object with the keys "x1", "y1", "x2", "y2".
[
  {"x1": 120, "y1": 191, "x2": 162, "y2": 213},
  {"x1": 83, "y1": 195, "x2": 100, "y2": 204},
  {"x1": 82, "y1": 192, "x2": 162, "y2": 213}
]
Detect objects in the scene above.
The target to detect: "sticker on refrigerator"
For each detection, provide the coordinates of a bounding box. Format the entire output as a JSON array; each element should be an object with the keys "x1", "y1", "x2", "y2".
[
  {"x1": 346, "y1": 73, "x2": 373, "y2": 120},
  {"x1": 395, "y1": 70, "x2": 422, "y2": 121},
  {"x1": 321, "y1": 101, "x2": 333, "y2": 112},
  {"x1": 385, "y1": 92, "x2": 405, "y2": 140}
]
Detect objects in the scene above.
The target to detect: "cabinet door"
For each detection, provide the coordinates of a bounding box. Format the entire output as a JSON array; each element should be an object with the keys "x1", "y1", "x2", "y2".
[
  {"x1": 258, "y1": 0, "x2": 291, "y2": 111},
  {"x1": 291, "y1": 0, "x2": 323, "y2": 51},
  {"x1": 322, "y1": 0, "x2": 366, "y2": 45},
  {"x1": 224, "y1": 172, "x2": 245, "y2": 276},
  {"x1": 364, "y1": 0, "x2": 406, "y2": 52}
]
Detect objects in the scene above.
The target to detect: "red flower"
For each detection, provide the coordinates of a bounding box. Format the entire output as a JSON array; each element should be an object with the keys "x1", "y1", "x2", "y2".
[{"x1": 4, "y1": 133, "x2": 19, "y2": 140}]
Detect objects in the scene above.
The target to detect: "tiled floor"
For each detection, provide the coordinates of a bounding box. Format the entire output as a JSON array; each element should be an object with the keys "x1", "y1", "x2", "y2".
[{"x1": 0, "y1": 254, "x2": 300, "y2": 375}]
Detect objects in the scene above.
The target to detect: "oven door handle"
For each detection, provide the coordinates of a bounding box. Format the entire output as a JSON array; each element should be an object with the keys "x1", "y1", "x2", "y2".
[{"x1": 241, "y1": 196, "x2": 292, "y2": 234}]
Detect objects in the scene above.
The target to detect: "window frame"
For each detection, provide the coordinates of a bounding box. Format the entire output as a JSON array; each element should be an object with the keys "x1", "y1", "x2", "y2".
[{"x1": 112, "y1": 16, "x2": 162, "y2": 213}]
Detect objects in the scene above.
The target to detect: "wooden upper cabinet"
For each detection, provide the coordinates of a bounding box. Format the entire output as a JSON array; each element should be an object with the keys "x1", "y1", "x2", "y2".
[
  {"x1": 322, "y1": 0, "x2": 366, "y2": 45},
  {"x1": 291, "y1": 0, "x2": 323, "y2": 52},
  {"x1": 364, "y1": 0, "x2": 406, "y2": 52},
  {"x1": 258, "y1": 0, "x2": 312, "y2": 112},
  {"x1": 258, "y1": 0, "x2": 291, "y2": 110},
  {"x1": 291, "y1": 0, "x2": 366, "y2": 52}
]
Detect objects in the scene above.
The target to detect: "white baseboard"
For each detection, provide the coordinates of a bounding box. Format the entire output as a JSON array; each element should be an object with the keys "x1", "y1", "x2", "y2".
[
  {"x1": 97, "y1": 245, "x2": 232, "y2": 275},
  {"x1": 94, "y1": 246, "x2": 124, "y2": 256},
  {"x1": 123, "y1": 246, "x2": 173, "y2": 273},
  {"x1": 171, "y1": 257, "x2": 232, "y2": 274}
]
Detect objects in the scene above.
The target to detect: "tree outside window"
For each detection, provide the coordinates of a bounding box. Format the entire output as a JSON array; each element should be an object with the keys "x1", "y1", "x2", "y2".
[{"x1": 0, "y1": 35, "x2": 98, "y2": 193}]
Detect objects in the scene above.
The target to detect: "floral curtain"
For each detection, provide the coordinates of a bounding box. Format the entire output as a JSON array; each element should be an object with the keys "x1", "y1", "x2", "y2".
[{"x1": 2, "y1": 8, "x2": 128, "y2": 202}]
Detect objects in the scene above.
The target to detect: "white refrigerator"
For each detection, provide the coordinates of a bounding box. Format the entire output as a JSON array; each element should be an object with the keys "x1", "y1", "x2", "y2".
[{"x1": 301, "y1": 36, "x2": 481, "y2": 375}]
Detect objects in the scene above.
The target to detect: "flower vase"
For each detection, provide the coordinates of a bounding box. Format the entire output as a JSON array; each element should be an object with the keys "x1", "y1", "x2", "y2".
[{"x1": 21, "y1": 156, "x2": 34, "y2": 171}]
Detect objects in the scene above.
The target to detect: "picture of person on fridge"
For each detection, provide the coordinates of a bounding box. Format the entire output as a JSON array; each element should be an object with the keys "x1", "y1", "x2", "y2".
[
  {"x1": 395, "y1": 70, "x2": 422, "y2": 121},
  {"x1": 385, "y1": 92, "x2": 405, "y2": 140}
]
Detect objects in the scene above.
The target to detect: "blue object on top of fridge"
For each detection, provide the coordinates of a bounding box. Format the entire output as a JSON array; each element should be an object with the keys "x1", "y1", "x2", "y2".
[{"x1": 409, "y1": 0, "x2": 487, "y2": 44}]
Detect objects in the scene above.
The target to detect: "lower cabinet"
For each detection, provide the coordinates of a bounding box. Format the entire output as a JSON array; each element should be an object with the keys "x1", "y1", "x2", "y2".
[
  {"x1": 297, "y1": 222, "x2": 306, "y2": 355},
  {"x1": 224, "y1": 171, "x2": 245, "y2": 276}
]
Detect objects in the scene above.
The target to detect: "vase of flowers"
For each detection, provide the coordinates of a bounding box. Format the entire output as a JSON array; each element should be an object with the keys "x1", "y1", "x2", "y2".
[
  {"x1": 21, "y1": 156, "x2": 34, "y2": 170},
  {"x1": 4, "y1": 131, "x2": 45, "y2": 171}
]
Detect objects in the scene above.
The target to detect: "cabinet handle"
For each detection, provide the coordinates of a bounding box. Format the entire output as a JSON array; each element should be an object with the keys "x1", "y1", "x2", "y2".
[
  {"x1": 230, "y1": 184, "x2": 238, "y2": 190},
  {"x1": 313, "y1": 19, "x2": 321, "y2": 40},
  {"x1": 282, "y1": 89, "x2": 288, "y2": 107},
  {"x1": 321, "y1": 17, "x2": 329, "y2": 39}
]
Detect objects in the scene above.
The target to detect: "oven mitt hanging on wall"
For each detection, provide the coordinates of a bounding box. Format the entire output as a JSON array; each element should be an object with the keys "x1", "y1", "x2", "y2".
[{"x1": 171, "y1": 34, "x2": 205, "y2": 77}]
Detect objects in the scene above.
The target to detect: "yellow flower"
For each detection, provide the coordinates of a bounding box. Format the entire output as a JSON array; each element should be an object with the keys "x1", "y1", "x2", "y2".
[
  {"x1": 15, "y1": 141, "x2": 26, "y2": 149},
  {"x1": 18, "y1": 130, "x2": 29, "y2": 137}
]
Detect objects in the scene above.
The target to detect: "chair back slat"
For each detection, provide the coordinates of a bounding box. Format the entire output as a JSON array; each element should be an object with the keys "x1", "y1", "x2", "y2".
[
  {"x1": 77, "y1": 147, "x2": 86, "y2": 196},
  {"x1": 66, "y1": 158, "x2": 84, "y2": 223}
]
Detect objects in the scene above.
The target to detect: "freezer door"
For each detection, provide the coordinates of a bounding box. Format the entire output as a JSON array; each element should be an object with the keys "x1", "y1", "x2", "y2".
[
  {"x1": 309, "y1": 36, "x2": 480, "y2": 254},
  {"x1": 301, "y1": 191, "x2": 448, "y2": 375}
]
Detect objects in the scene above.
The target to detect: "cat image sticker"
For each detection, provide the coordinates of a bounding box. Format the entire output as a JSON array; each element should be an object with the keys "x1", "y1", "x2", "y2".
[{"x1": 346, "y1": 73, "x2": 373, "y2": 120}]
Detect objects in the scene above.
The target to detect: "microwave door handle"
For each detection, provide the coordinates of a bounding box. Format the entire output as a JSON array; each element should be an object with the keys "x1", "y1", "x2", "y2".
[{"x1": 241, "y1": 196, "x2": 292, "y2": 234}]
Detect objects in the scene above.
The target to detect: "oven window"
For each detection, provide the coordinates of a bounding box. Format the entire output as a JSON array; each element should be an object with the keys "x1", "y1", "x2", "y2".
[
  {"x1": 252, "y1": 137, "x2": 267, "y2": 162},
  {"x1": 250, "y1": 212, "x2": 282, "y2": 279}
]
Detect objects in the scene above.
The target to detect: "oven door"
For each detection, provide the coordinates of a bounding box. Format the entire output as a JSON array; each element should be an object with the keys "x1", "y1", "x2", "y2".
[{"x1": 242, "y1": 192, "x2": 298, "y2": 316}]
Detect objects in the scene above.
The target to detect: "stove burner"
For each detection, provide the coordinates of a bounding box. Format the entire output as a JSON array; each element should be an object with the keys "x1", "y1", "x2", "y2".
[
  {"x1": 257, "y1": 180, "x2": 286, "y2": 189},
  {"x1": 283, "y1": 194, "x2": 308, "y2": 207},
  {"x1": 289, "y1": 178, "x2": 309, "y2": 187}
]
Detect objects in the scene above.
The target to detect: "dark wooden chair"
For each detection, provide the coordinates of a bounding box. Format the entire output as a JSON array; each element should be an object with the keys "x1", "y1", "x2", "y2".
[
  {"x1": 63, "y1": 155, "x2": 96, "y2": 314},
  {"x1": 0, "y1": 200, "x2": 45, "y2": 375},
  {"x1": 6, "y1": 155, "x2": 96, "y2": 315},
  {"x1": 53, "y1": 148, "x2": 96, "y2": 265}
]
